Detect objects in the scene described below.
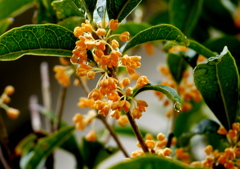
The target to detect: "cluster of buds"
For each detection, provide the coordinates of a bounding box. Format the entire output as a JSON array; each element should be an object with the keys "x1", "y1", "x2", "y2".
[
  {"x1": 130, "y1": 133, "x2": 177, "y2": 159},
  {"x1": 0, "y1": 85, "x2": 20, "y2": 119},
  {"x1": 190, "y1": 123, "x2": 240, "y2": 169},
  {"x1": 75, "y1": 76, "x2": 149, "y2": 125},
  {"x1": 71, "y1": 19, "x2": 140, "y2": 82}
]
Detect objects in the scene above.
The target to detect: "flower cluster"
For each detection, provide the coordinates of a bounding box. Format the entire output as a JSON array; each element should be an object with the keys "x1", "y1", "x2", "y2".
[
  {"x1": 71, "y1": 19, "x2": 150, "y2": 132},
  {"x1": 190, "y1": 123, "x2": 240, "y2": 169},
  {"x1": 130, "y1": 133, "x2": 177, "y2": 159},
  {"x1": 0, "y1": 85, "x2": 20, "y2": 119}
]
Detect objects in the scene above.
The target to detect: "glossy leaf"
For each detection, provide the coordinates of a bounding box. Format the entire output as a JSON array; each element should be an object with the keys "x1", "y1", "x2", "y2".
[
  {"x1": 15, "y1": 134, "x2": 37, "y2": 155},
  {"x1": 122, "y1": 24, "x2": 189, "y2": 54},
  {"x1": 52, "y1": 0, "x2": 84, "y2": 19},
  {"x1": 81, "y1": 138, "x2": 118, "y2": 169},
  {"x1": 0, "y1": 18, "x2": 13, "y2": 35},
  {"x1": 113, "y1": 21, "x2": 150, "y2": 37},
  {"x1": 179, "y1": 119, "x2": 228, "y2": 151},
  {"x1": 39, "y1": 108, "x2": 84, "y2": 169},
  {"x1": 188, "y1": 40, "x2": 216, "y2": 58},
  {"x1": 81, "y1": 0, "x2": 98, "y2": 20},
  {"x1": 194, "y1": 46, "x2": 239, "y2": 130},
  {"x1": 0, "y1": 0, "x2": 34, "y2": 20},
  {"x1": 58, "y1": 16, "x2": 85, "y2": 31},
  {"x1": 166, "y1": 52, "x2": 188, "y2": 84},
  {"x1": 107, "y1": 0, "x2": 142, "y2": 22},
  {"x1": 0, "y1": 24, "x2": 77, "y2": 61},
  {"x1": 204, "y1": 36, "x2": 240, "y2": 73},
  {"x1": 24, "y1": 126, "x2": 75, "y2": 169},
  {"x1": 131, "y1": 83, "x2": 182, "y2": 111},
  {"x1": 33, "y1": 0, "x2": 57, "y2": 24},
  {"x1": 169, "y1": 0, "x2": 203, "y2": 37},
  {"x1": 109, "y1": 155, "x2": 205, "y2": 169}
]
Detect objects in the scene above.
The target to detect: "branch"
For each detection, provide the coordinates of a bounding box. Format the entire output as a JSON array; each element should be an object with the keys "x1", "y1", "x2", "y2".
[
  {"x1": 98, "y1": 115, "x2": 129, "y2": 158},
  {"x1": 126, "y1": 112, "x2": 149, "y2": 153}
]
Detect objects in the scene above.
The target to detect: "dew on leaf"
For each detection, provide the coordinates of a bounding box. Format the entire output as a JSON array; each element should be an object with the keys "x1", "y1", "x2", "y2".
[{"x1": 174, "y1": 102, "x2": 182, "y2": 113}]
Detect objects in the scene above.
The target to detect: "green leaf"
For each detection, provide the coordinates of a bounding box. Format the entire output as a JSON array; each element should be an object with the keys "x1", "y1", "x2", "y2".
[
  {"x1": 81, "y1": 0, "x2": 98, "y2": 21},
  {"x1": 203, "y1": 36, "x2": 240, "y2": 73},
  {"x1": 0, "y1": 18, "x2": 13, "y2": 35},
  {"x1": 24, "y1": 126, "x2": 75, "y2": 169},
  {"x1": 52, "y1": 0, "x2": 84, "y2": 19},
  {"x1": 58, "y1": 16, "x2": 85, "y2": 31},
  {"x1": 193, "y1": 46, "x2": 239, "y2": 130},
  {"x1": 166, "y1": 52, "x2": 188, "y2": 84},
  {"x1": 60, "y1": 135, "x2": 84, "y2": 169},
  {"x1": 107, "y1": 0, "x2": 142, "y2": 22},
  {"x1": 188, "y1": 40, "x2": 216, "y2": 58},
  {"x1": 0, "y1": 0, "x2": 35, "y2": 20},
  {"x1": 113, "y1": 21, "x2": 150, "y2": 37},
  {"x1": 15, "y1": 134, "x2": 38, "y2": 155},
  {"x1": 169, "y1": 0, "x2": 203, "y2": 37},
  {"x1": 0, "y1": 24, "x2": 77, "y2": 61},
  {"x1": 81, "y1": 138, "x2": 118, "y2": 169},
  {"x1": 33, "y1": 0, "x2": 57, "y2": 24},
  {"x1": 122, "y1": 24, "x2": 189, "y2": 54},
  {"x1": 39, "y1": 108, "x2": 84, "y2": 169},
  {"x1": 131, "y1": 83, "x2": 182, "y2": 111},
  {"x1": 109, "y1": 155, "x2": 206, "y2": 169}
]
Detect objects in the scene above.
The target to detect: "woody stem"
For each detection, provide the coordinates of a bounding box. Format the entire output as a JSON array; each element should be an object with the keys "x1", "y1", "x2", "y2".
[
  {"x1": 126, "y1": 111, "x2": 149, "y2": 153},
  {"x1": 98, "y1": 115, "x2": 129, "y2": 157}
]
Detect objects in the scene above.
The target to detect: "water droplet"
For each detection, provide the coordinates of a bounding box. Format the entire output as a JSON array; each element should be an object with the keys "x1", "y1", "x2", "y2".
[
  {"x1": 198, "y1": 68, "x2": 208, "y2": 75},
  {"x1": 174, "y1": 102, "x2": 182, "y2": 113},
  {"x1": 97, "y1": 6, "x2": 103, "y2": 13}
]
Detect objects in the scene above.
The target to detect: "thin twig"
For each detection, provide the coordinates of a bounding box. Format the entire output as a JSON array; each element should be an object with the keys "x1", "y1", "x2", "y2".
[
  {"x1": 98, "y1": 115, "x2": 129, "y2": 158},
  {"x1": 126, "y1": 112, "x2": 149, "y2": 153},
  {"x1": 55, "y1": 86, "x2": 68, "y2": 130},
  {"x1": 0, "y1": 113, "x2": 13, "y2": 168},
  {"x1": 77, "y1": 76, "x2": 90, "y2": 95}
]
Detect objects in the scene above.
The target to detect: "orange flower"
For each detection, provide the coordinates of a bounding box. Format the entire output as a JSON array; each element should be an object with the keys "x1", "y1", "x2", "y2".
[
  {"x1": 118, "y1": 115, "x2": 129, "y2": 126},
  {"x1": 109, "y1": 19, "x2": 120, "y2": 31},
  {"x1": 136, "y1": 76, "x2": 149, "y2": 88},
  {"x1": 73, "y1": 27, "x2": 84, "y2": 37},
  {"x1": 96, "y1": 28, "x2": 106, "y2": 36},
  {"x1": 111, "y1": 39, "x2": 119, "y2": 49},
  {"x1": 88, "y1": 88, "x2": 103, "y2": 101},
  {"x1": 85, "y1": 130, "x2": 97, "y2": 142},
  {"x1": 119, "y1": 31, "x2": 130, "y2": 42},
  {"x1": 4, "y1": 85, "x2": 15, "y2": 95},
  {"x1": 7, "y1": 108, "x2": 20, "y2": 119}
]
